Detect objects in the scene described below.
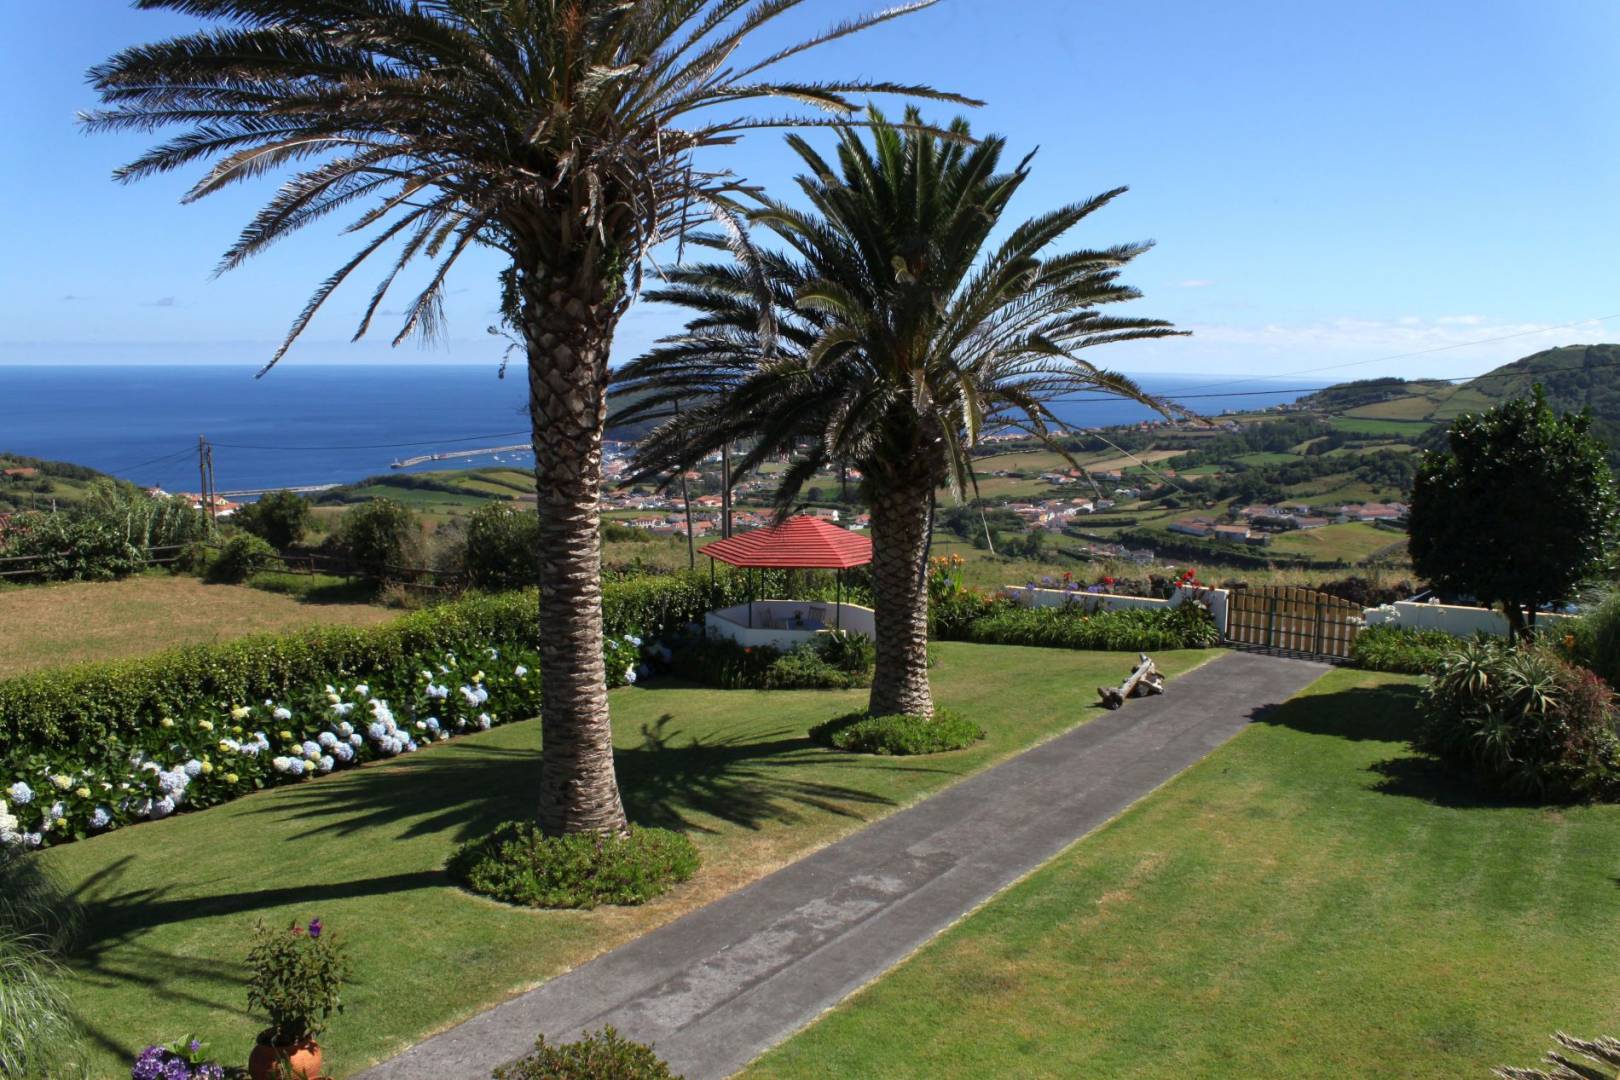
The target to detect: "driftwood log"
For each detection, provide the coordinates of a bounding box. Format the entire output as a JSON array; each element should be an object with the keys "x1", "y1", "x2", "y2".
[{"x1": 1097, "y1": 653, "x2": 1166, "y2": 710}]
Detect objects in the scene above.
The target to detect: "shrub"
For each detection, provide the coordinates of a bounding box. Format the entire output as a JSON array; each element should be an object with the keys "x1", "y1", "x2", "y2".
[
  {"x1": 1419, "y1": 639, "x2": 1620, "y2": 800},
  {"x1": 814, "y1": 629, "x2": 876, "y2": 674},
  {"x1": 0, "y1": 571, "x2": 744, "y2": 762},
  {"x1": 245, "y1": 917, "x2": 351, "y2": 1043},
  {"x1": 1349, "y1": 624, "x2": 1459, "y2": 674},
  {"x1": 334, "y1": 498, "x2": 422, "y2": 581},
  {"x1": 233, "y1": 490, "x2": 313, "y2": 552},
  {"x1": 0, "y1": 511, "x2": 143, "y2": 583},
  {"x1": 665, "y1": 632, "x2": 873, "y2": 691},
  {"x1": 460, "y1": 503, "x2": 540, "y2": 590},
  {"x1": 494, "y1": 1027, "x2": 681, "y2": 1080},
  {"x1": 952, "y1": 601, "x2": 1219, "y2": 651},
  {"x1": 1563, "y1": 588, "x2": 1620, "y2": 689},
  {"x1": 809, "y1": 708, "x2": 984, "y2": 755},
  {"x1": 0, "y1": 845, "x2": 85, "y2": 1078},
  {"x1": 447, "y1": 823, "x2": 699, "y2": 909},
  {"x1": 207, "y1": 533, "x2": 279, "y2": 584}
]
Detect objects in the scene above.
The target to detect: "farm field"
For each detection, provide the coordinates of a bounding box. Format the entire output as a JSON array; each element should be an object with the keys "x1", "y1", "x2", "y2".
[
  {"x1": 1264, "y1": 521, "x2": 1402, "y2": 562},
  {"x1": 1328, "y1": 416, "x2": 1435, "y2": 438},
  {"x1": 40, "y1": 643, "x2": 1218, "y2": 1077},
  {"x1": 0, "y1": 573, "x2": 392, "y2": 676},
  {"x1": 745, "y1": 669, "x2": 1620, "y2": 1079}
]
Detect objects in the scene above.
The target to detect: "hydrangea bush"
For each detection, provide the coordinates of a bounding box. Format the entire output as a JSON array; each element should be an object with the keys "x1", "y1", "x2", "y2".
[{"x1": 0, "y1": 636, "x2": 643, "y2": 850}]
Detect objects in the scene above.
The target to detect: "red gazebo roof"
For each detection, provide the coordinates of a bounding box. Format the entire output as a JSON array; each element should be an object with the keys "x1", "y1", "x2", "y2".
[{"x1": 702, "y1": 515, "x2": 872, "y2": 570}]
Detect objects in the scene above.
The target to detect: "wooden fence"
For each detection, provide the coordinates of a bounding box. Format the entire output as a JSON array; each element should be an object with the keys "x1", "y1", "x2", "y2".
[{"x1": 1225, "y1": 585, "x2": 1362, "y2": 659}]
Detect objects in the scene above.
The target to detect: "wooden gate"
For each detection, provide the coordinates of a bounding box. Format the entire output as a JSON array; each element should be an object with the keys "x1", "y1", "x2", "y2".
[{"x1": 1225, "y1": 586, "x2": 1362, "y2": 659}]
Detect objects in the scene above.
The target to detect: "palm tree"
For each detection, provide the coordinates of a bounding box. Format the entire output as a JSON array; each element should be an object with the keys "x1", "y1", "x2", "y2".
[
  {"x1": 85, "y1": 1, "x2": 972, "y2": 836},
  {"x1": 614, "y1": 109, "x2": 1184, "y2": 718}
]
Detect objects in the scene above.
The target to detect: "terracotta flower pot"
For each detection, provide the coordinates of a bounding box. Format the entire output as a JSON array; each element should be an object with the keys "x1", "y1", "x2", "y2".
[{"x1": 248, "y1": 1033, "x2": 323, "y2": 1080}]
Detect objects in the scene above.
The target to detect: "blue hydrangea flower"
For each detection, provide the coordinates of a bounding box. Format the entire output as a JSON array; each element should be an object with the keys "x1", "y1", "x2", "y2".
[
  {"x1": 151, "y1": 797, "x2": 176, "y2": 819},
  {"x1": 91, "y1": 807, "x2": 111, "y2": 830},
  {"x1": 318, "y1": 732, "x2": 338, "y2": 749},
  {"x1": 286, "y1": 759, "x2": 306, "y2": 777},
  {"x1": 318, "y1": 755, "x2": 335, "y2": 773},
  {"x1": 301, "y1": 740, "x2": 321, "y2": 759},
  {"x1": 183, "y1": 759, "x2": 203, "y2": 778},
  {"x1": 7, "y1": 781, "x2": 32, "y2": 805}
]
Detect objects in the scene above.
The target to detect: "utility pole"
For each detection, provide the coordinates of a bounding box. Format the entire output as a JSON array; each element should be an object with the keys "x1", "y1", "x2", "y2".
[
  {"x1": 721, "y1": 442, "x2": 733, "y2": 538},
  {"x1": 198, "y1": 435, "x2": 217, "y2": 532},
  {"x1": 674, "y1": 400, "x2": 696, "y2": 569},
  {"x1": 205, "y1": 443, "x2": 218, "y2": 529}
]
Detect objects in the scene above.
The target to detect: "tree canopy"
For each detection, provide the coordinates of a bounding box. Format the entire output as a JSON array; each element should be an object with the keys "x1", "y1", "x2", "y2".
[{"x1": 1409, "y1": 386, "x2": 1617, "y2": 637}]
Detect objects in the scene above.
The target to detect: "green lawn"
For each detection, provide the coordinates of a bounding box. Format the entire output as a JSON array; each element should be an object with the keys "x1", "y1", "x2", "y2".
[
  {"x1": 41, "y1": 642, "x2": 1217, "y2": 1077},
  {"x1": 744, "y1": 669, "x2": 1620, "y2": 1079}
]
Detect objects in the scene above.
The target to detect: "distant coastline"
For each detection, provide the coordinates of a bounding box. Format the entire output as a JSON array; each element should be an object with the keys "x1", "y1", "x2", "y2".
[{"x1": 0, "y1": 364, "x2": 1308, "y2": 494}]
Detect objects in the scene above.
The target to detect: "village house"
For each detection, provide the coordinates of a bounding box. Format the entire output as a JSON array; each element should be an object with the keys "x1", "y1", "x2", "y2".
[{"x1": 1168, "y1": 515, "x2": 1215, "y2": 538}]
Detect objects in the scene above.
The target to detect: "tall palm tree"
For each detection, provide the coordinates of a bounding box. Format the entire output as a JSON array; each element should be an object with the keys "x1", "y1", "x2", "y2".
[
  {"x1": 614, "y1": 109, "x2": 1185, "y2": 718},
  {"x1": 85, "y1": 1, "x2": 971, "y2": 836}
]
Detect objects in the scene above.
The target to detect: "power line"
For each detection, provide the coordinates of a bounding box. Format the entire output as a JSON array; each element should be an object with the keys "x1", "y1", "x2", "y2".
[
  {"x1": 105, "y1": 445, "x2": 196, "y2": 476},
  {"x1": 210, "y1": 429, "x2": 531, "y2": 452}
]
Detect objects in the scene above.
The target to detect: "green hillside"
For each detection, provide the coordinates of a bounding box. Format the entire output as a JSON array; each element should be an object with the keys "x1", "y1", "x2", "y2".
[
  {"x1": 0, "y1": 453, "x2": 126, "y2": 514},
  {"x1": 1303, "y1": 344, "x2": 1620, "y2": 462}
]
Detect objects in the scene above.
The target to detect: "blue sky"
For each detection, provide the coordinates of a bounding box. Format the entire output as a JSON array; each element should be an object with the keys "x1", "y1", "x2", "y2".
[{"x1": 2, "y1": 0, "x2": 1618, "y2": 381}]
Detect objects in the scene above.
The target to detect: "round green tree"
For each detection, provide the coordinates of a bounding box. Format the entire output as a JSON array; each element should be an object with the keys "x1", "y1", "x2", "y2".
[{"x1": 1409, "y1": 386, "x2": 1617, "y2": 638}]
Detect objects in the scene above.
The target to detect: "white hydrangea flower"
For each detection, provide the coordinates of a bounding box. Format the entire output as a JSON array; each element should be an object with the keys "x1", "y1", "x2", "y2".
[
  {"x1": 272, "y1": 757, "x2": 293, "y2": 774},
  {"x1": 273, "y1": 707, "x2": 293, "y2": 721},
  {"x1": 6, "y1": 782, "x2": 32, "y2": 805},
  {"x1": 318, "y1": 756, "x2": 335, "y2": 774}
]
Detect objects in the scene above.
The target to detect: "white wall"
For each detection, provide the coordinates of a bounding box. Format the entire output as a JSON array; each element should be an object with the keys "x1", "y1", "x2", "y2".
[
  {"x1": 1004, "y1": 585, "x2": 1230, "y2": 636},
  {"x1": 1362, "y1": 600, "x2": 1573, "y2": 638},
  {"x1": 706, "y1": 600, "x2": 875, "y2": 651}
]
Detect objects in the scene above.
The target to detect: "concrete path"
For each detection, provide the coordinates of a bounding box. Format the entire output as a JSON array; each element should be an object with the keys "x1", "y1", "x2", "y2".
[{"x1": 358, "y1": 651, "x2": 1328, "y2": 1080}]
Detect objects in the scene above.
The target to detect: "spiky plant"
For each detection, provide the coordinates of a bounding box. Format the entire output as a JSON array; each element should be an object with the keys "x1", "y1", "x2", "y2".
[
  {"x1": 0, "y1": 846, "x2": 86, "y2": 1078},
  {"x1": 85, "y1": 0, "x2": 973, "y2": 835},
  {"x1": 613, "y1": 108, "x2": 1183, "y2": 717},
  {"x1": 1496, "y1": 1032, "x2": 1620, "y2": 1079}
]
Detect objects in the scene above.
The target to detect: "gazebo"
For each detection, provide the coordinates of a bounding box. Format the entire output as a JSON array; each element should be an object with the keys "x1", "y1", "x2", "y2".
[{"x1": 702, "y1": 515, "x2": 875, "y2": 648}]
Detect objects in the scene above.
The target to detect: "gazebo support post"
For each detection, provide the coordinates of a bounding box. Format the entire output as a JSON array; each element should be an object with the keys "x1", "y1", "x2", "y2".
[
  {"x1": 748, "y1": 567, "x2": 754, "y2": 629},
  {"x1": 836, "y1": 569, "x2": 843, "y2": 629}
]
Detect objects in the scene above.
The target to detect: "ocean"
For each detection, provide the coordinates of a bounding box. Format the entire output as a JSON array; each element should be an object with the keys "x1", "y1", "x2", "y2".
[{"x1": 0, "y1": 365, "x2": 1305, "y2": 493}]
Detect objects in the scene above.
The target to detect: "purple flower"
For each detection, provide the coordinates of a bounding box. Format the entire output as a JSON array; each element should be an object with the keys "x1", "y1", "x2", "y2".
[
  {"x1": 162, "y1": 1058, "x2": 190, "y2": 1080},
  {"x1": 308, "y1": 917, "x2": 323, "y2": 939},
  {"x1": 132, "y1": 1045, "x2": 167, "y2": 1080},
  {"x1": 188, "y1": 1039, "x2": 202, "y2": 1054}
]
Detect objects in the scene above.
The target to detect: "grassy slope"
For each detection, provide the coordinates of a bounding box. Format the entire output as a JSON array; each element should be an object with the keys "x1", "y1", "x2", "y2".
[
  {"x1": 745, "y1": 669, "x2": 1620, "y2": 1079},
  {"x1": 1265, "y1": 521, "x2": 1402, "y2": 562},
  {"x1": 0, "y1": 573, "x2": 392, "y2": 677},
  {"x1": 40, "y1": 642, "x2": 1217, "y2": 1077}
]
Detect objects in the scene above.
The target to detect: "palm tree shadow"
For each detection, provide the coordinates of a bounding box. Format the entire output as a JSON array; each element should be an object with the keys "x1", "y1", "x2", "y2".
[{"x1": 616, "y1": 713, "x2": 934, "y2": 833}]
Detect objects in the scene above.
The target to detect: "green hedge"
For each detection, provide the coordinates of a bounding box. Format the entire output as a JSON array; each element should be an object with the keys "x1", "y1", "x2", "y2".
[
  {"x1": 944, "y1": 601, "x2": 1220, "y2": 652},
  {"x1": 1348, "y1": 624, "x2": 1460, "y2": 674},
  {"x1": 0, "y1": 572, "x2": 747, "y2": 760}
]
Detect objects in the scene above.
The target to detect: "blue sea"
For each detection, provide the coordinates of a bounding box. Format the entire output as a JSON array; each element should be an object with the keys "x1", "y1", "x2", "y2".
[{"x1": 0, "y1": 365, "x2": 1305, "y2": 493}]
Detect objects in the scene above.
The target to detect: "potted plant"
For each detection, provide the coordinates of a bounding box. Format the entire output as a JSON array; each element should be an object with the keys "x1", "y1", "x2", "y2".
[{"x1": 245, "y1": 917, "x2": 350, "y2": 1080}]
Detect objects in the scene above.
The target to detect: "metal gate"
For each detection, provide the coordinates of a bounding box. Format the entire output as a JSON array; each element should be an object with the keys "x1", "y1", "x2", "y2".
[{"x1": 1225, "y1": 586, "x2": 1362, "y2": 659}]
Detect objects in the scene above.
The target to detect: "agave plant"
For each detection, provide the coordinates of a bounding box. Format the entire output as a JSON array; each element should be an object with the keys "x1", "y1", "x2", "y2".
[
  {"x1": 1496, "y1": 1032, "x2": 1620, "y2": 1079},
  {"x1": 86, "y1": 0, "x2": 972, "y2": 835},
  {"x1": 614, "y1": 108, "x2": 1182, "y2": 716}
]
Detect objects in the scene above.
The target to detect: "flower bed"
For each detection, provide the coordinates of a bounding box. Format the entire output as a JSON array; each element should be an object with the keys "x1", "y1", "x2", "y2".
[{"x1": 0, "y1": 572, "x2": 747, "y2": 850}]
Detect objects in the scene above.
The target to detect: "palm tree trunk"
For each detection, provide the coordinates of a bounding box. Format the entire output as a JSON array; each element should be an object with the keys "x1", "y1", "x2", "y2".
[
  {"x1": 523, "y1": 273, "x2": 629, "y2": 837},
  {"x1": 867, "y1": 469, "x2": 936, "y2": 718}
]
